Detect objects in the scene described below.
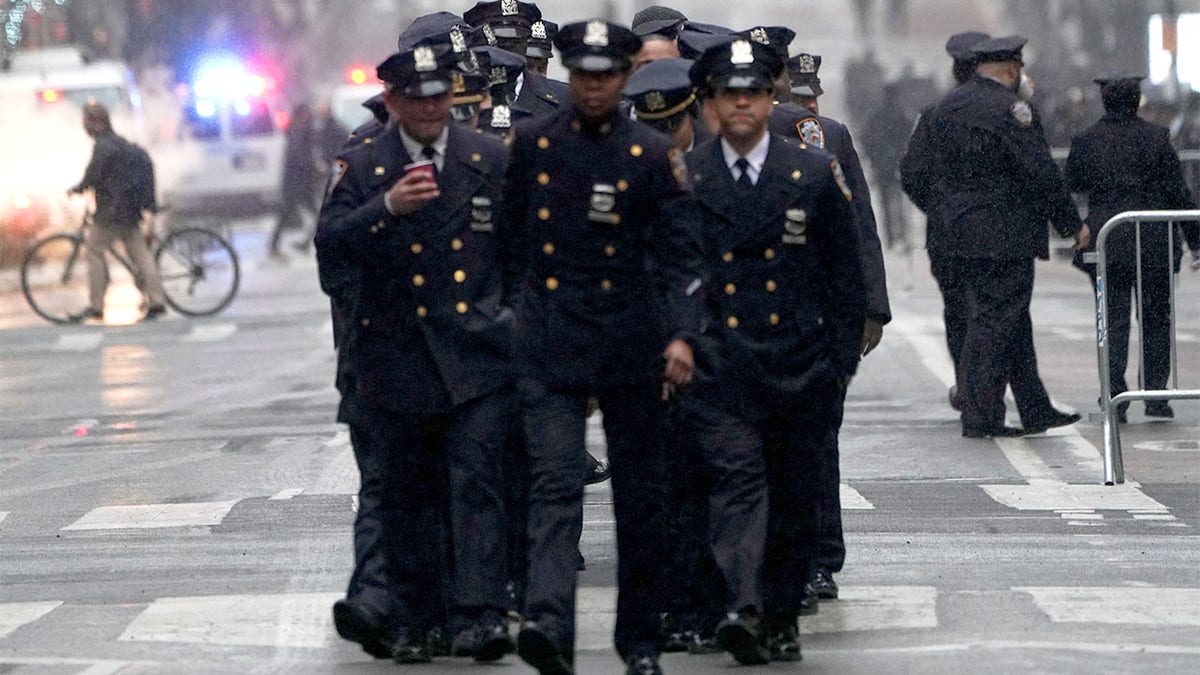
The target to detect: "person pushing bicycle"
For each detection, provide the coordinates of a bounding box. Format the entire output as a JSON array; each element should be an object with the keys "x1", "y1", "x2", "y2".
[{"x1": 67, "y1": 100, "x2": 166, "y2": 323}]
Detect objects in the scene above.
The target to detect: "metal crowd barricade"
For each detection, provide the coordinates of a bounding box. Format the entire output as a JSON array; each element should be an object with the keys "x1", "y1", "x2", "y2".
[{"x1": 1086, "y1": 210, "x2": 1200, "y2": 485}]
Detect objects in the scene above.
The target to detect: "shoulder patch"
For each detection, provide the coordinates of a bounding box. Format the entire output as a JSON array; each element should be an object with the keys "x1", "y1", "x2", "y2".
[
  {"x1": 830, "y1": 159, "x2": 852, "y2": 202},
  {"x1": 326, "y1": 159, "x2": 348, "y2": 199},
  {"x1": 668, "y1": 147, "x2": 691, "y2": 191},
  {"x1": 796, "y1": 116, "x2": 825, "y2": 149},
  {"x1": 1010, "y1": 101, "x2": 1033, "y2": 127}
]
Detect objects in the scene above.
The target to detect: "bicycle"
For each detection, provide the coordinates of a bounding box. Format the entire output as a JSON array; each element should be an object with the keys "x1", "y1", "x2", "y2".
[{"x1": 20, "y1": 207, "x2": 240, "y2": 324}]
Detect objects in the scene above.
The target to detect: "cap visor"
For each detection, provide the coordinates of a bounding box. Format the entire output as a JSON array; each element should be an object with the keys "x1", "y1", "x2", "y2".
[
  {"x1": 633, "y1": 18, "x2": 681, "y2": 37},
  {"x1": 714, "y1": 73, "x2": 773, "y2": 90},
  {"x1": 492, "y1": 26, "x2": 531, "y2": 39},
  {"x1": 790, "y1": 83, "x2": 822, "y2": 97},
  {"x1": 405, "y1": 79, "x2": 452, "y2": 97},
  {"x1": 567, "y1": 54, "x2": 624, "y2": 72},
  {"x1": 526, "y1": 47, "x2": 552, "y2": 58}
]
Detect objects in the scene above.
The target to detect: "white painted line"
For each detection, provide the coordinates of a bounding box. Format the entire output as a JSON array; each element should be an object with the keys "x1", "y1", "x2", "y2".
[
  {"x1": 181, "y1": 323, "x2": 237, "y2": 342},
  {"x1": 53, "y1": 333, "x2": 103, "y2": 352},
  {"x1": 804, "y1": 640, "x2": 1200, "y2": 656},
  {"x1": 1018, "y1": 587, "x2": 1200, "y2": 626},
  {"x1": 1060, "y1": 512, "x2": 1104, "y2": 520},
  {"x1": 351, "y1": 496, "x2": 359, "y2": 513},
  {"x1": 0, "y1": 601, "x2": 62, "y2": 639},
  {"x1": 840, "y1": 484, "x2": 875, "y2": 510},
  {"x1": 801, "y1": 586, "x2": 938, "y2": 634},
  {"x1": 0, "y1": 658, "x2": 156, "y2": 674},
  {"x1": 0, "y1": 511, "x2": 8, "y2": 526},
  {"x1": 981, "y1": 483, "x2": 1169, "y2": 512},
  {"x1": 63, "y1": 501, "x2": 238, "y2": 530},
  {"x1": 1066, "y1": 521, "x2": 1107, "y2": 527},
  {"x1": 311, "y1": 428, "x2": 359, "y2": 495},
  {"x1": 269, "y1": 488, "x2": 305, "y2": 500},
  {"x1": 576, "y1": 586, "x2": 617, "y2": 650},
  {"x1": 1132, "y1": 514, "x2": 1177, "y2": 520},
  {"x1": 120, "y1": 593, "x2": 342, "y2": 647}
]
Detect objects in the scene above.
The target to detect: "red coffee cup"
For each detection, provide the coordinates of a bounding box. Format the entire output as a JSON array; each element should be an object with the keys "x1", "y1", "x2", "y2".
[{"x1": 404, "y1": 160, "x2": 436, "y2": 182}]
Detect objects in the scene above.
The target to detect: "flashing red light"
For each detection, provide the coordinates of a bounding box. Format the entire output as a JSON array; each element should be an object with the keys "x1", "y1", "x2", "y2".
[
  {"x1": 348, "y1": 67, "x2": 369, "y2": 85},
  {"x1": 274, "y1": 109, "x2": 291, "y2": 130},
  {"x1": 40, "y1": 89, "x2": 61, "y2": 103}
]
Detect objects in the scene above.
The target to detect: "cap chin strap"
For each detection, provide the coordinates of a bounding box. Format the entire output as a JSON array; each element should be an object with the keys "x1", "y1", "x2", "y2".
[{"x1": 635, "y1": 92, "x2": 696, "y2": 120}]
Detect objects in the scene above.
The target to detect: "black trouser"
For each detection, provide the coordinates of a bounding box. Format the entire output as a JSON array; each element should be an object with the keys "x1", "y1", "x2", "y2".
[
  {"x1": 958, "y1": 257, "x2": 1055, "y2": 431},
  {"x1": 929, "y1": 252, "x2": 968, "y2": 374},
  {"x1": 520, "y1": 377, "x2": 668, "y2": 660},
  {"x1": 344, "y1": 423, "x2": 390, "y2": 622},
  {"x1": 876, "y1": 179, "x2": 907, "y2": 249},
  {"x1": 811, "y1": 380, "x2": 848, "y2": 574},
  {"x1": 1088, "y1": 263, "x2": 1173, "y2": 395},
  {"x1": 370, "y1": 389, "x2": 514, "y2": 635}
]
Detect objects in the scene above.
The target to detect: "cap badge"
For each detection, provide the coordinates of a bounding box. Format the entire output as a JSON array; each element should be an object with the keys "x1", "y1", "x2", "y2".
[
  {"x1": 490, "y1": 66, "x2": 508, "y2": 84},
  {"x1": 450, "y1": 27, "x2": 467, "y2": 53},
  {"x1": 797, "y1": 54, "x2": 816, "y2": 74},
  {"x1": 584, "y1": 20, "x2": 609, "y2": 47},
  {"x1": 730, "y1": 40, "x2": 754, "y2": 65},
  {"x1": 451, "y1": 71, "x2": 466, "y2": 94},
  {"x1": 414, "y1": 46, "x2": 436, "y2": 72},
  {"x1": 532, "y1": 21, "x2": 547, "y2": 39},
  {"x1": 750, "y1": 28, "x2": 769, "y2": 45},
  {"x1": 645, "y1": 91, "x2": 667, "y2": 112},
  {"x1": 501, "y1": 0, "x2": 519, "y2": 16},
  {"x1": 481, "y1": 23, "x2": 497, "y2": 45},
  {"x1": 491, "y1": 105, "x2": 512, "y2": 128}
]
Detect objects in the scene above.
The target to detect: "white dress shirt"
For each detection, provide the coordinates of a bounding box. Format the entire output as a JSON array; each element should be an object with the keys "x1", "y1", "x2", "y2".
[{"x1": 720, "y1": 131, "x2": 770, "y2": 185}]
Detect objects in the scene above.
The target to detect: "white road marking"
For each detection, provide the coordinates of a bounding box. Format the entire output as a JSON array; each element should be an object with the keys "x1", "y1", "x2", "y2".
[
  {"x1": 0, "y1": 511, "x2": 8, "y2": 525},
  {"x1": 0, "y1": 658, "x2": 156, "y2": 674},
  {"x1": 1017, "y1": 587, "x2": 1200, "y2": 626},
  {"x1": 311, "y1": 428, "x2": 358, "y2": 495},
  {"x1": 180, "y1": 323, "x2": 237, "y2": 342},
  {"x1": 806, "y1": 640, "x2": 1200, "y2": 655},
  {"x1": 801, "y1": 586, "x2": 939, "y2": 634},
  {"x1": 52, "y1": 333, "x2": 103, "y2": 352},
  {"x1": 576, "y1": 586, "x2": 617, "y2": 650},
  {"x1": 981, "y1": 483, "x2": 1168, "y2": 512},
  {"x1": 0, "y1": 601, "x2": 61, "y2": 639},
  {"x1": 269, "y1": 488, "x2": 305, "y2": 500},
  {"x1": 119, "y1": 593, "x2": 342, "y2": 647},
  {"x1": 840, "y1": 484, "x2": 875, "y2": 510},
  {"x1": 63, "y1": 501, "x2": 238, "y2": 530}
]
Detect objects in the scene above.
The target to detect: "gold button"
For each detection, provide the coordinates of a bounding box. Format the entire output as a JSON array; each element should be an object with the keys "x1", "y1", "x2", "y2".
[
  {"x1": 537, "y1": 172, "x2": 550, "y2": 185},
  {"x1": 799, "y1": 143, "x2": 808, "y2": 150},
  {"x1": 417, "y1": 306, "x2": 427, "y2": 317},
  {"x1": 377, "y1": 220, "x2": 386, "y2": 230},
  {"x1": 453, "y1": 269, "x2": 466, "y2": 283},
  {"x1": 816, "y1": 317, "x2": 824, "y2": 326},
  {"x1": 791, "y1": 169, "x2": 802, "y2": 180},
  {"x1": 611, "y1": 214, "x2": 621, "y2": 225},
  {"x1": 363, "y1": 137, "x2": 372, "y2": 144},
  {"x1": 412, "y1": 274, "x2": 425, "y2": 286},
  {"x1": 722, "y1": 251, "x2": 734, "y2": 262},
  {"x1": 538, "y1": 207, "x2": 550, "y2": 221},
  {"x1": 726, "y1": 316, "x2": 739, "y2": 329},
  {"x1": 542, "y1": 242, "x2": 555, "y2": 255},
  {"x1": 545, "y1": 277, "x2": 559, "y2": 290},
  {"x1": 361, "y1": 318, "x2": 370, "y2": 327},
  {"x1": 451, "y1": 238, "x2": 463, "y2": 251},
  {"x1": 456, "y1": 302, "x2": 468, "y2": 314},
  {"x1": 374, "y1": 166, "x2": 385, "y2": 175},
  {"x1": 537, "y1": 136, "x2": 550, "y2": 149},
  {"x1": 724, "y1": 283, "x2": 736, "y2": 295},
  {"x1": 411, "y1": 243, "x2": 423, "y2": 254},
  {"x1": 604, "y1": 244, "x2": 616, "y2": 257},
  {"x1": 471, "y1": 152, "x2": 481, "y2": 161},
  {"x1": 769, "y1": 313, "x2": 780, "y2": 326},
  {"x1": 601, "y1": 279, "x2": 612, "y2": 291},
  {"x1": 764, "y1": 248, "x2": 776, "y2": 260},
  {"x1": 616, "y1": 179, "x2": 628, "y2": 191},
  {"x1": 630, "y1": 144, "x2": 643, "y2": 157},
  {"x1": 369, "y1": 225, "x2": 378, "y2": 234},
  {"x1": 766, "y1": 280, "x2": 777, "y2": 292}
]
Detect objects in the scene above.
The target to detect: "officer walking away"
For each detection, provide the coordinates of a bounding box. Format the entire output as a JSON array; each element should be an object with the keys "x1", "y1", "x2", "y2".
[
  {"x1": 497, "y1": 19, "x2": 706, "y2": 675},
  {"x1": 1065, "y1": 74, "x2": 1200, "y2": 422},
  {"x1": 861, "y1": 82, "x2": 914, "y2": 251},
  {"x1": 926, "y1": 36, "x2": 1088, "y2": 438},
  {"x1": 68, "y1": 101, "x2": 166, "y2": 323},
  {"x1": 683, "y1": 36, "x2": 866, "y2": 665},
  {"x1": 900, "y1": 31, "x2": 991, "y2": 412},
  {"x1": 315, "y1": 41, "x2": 516, "y2": 664},
  {"x1": 269, "y1": 102, "x2": 319, "y2": 260}
]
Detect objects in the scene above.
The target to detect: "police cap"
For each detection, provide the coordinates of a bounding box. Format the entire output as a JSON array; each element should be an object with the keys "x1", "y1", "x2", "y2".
[
  {"x1": 690, "y1": 37, "x2": 783, "y2": 92},
  {"x1": 787, "y1": 53, "x2": 823, "y2": 97},
  {"x1": 944, "y1": 31, "x2": 990, "y2": 61},
  {"x1": 475, "y1": 45, "x2": 526, "y2": 85},
  {"x1": 527, "y1": 20, "x2": 558, "y2": 58},
  {"x1": 377, "y1": 44, "x2": 458, "y2": 97},
  {"x1": 464, "y1": 0, "x2": 541, "y2": 40},
  {"x1": 624, "y1": 57, "x2": 696, "y2": 119},
  {"x1": 970, "y1": 35, "x2": 1027, "y2": 64},
  {"x1": 398, "y1": 12, "x2": 468, "y2": 50},
  {"x1": 451, "y1": 69, "x2": 490, "y2": 105},
  {"x1": 676, "y1": 26, "x2": 735, "y2": 60},
  {"x1": 631, "y1": 5, "x2": 688, "y2": 38},
  {"x1": 554, "y1": 20, "x2": 642, "y2": 72},
  {"x1": 737, "y1": 26, "x2": 795, "y2": 60}
]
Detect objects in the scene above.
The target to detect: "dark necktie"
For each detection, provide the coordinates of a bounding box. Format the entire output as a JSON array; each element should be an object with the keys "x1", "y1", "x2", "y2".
[
  {"x1": 735, "y1": 157, "x2": 753, "y2": 187},
  {"x1": 422, "y1": 146, "x2": 439, "y2": 178}
]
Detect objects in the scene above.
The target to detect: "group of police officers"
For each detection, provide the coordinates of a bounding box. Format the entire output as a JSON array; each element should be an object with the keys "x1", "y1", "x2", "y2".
[{"x1": 310, "y1": 2, "x2": 1198, "y2": 674}]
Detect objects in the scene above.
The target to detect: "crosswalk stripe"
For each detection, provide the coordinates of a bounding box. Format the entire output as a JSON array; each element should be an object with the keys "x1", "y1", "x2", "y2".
[
  {"x1": 181, "y1": 323, "x2": 237, "y2": 342},
  {"x1": 52, "y1": 333, "x2": 103, "y2": 352},
  {"x1": 120, "y1": 593, "x2": 342, "y2": 647},
  {"x1": 63, "y1": 501, "x2": 238, "y2": 530},
  {"x1": 0, "y1": 511, "x2": 8, "y2": 525},
  {"x1": 0, "y1": 601, "x2": 62, "y2": 639},
  {"x1": 840, "y1": 484, "x2": 875, "y2": 510},
  {"x1": 801, "y1": 586, "x2": 938, "y2": 633},
  {"x1": 1016, "y1": 587, "x2": 1200, "y2": 626},
  {"x1": 980, "y1": 482, "x2": 1169, "y2": 513}
]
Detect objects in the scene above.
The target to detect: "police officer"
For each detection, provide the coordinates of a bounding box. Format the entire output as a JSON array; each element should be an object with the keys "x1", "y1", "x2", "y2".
[
  {"x1": 925, "y1": 36, "x2": 1088, "y2": 438},
  {"x1": 464, "y1": 1, "x2": 569, "y2": 119},
  {"x1": 625, "y1": 57, "x2": 713, "y2": 152},
  {"x1": 769, "y1": 48, "x2": 891, "y2": 605},
  {"x1": 315, "y1": 41, "x2": 516, "y2": 664},
  {"x1": 497, "y1": 19, "x2": 705, "y2": 675},
  {"x1": 1065, "y1": 74, "x2": 1200, "y2": 422},
  {"x1": 682, "y1": 36, "x2": 866, "y2": 664},
  {"x1": 526, "y1": 20, "x2": 558, "y2": 76}
]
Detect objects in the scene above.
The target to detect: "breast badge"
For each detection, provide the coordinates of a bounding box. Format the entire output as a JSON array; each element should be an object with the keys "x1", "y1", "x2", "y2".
[
  {"x1": 782, "y1": 208, "x2": 808, "y2": 245},
  {"x1": 588, "y1": 183, "x2": 620, "y2": 225},
  {"x1": 471, "y1": 196, "x2": 494, "y2": 232}
]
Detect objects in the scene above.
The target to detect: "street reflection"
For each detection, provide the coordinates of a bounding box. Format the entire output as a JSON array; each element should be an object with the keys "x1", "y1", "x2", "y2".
[{"x1": 100, "y1": 343, "x2": 162, "y2": 410}]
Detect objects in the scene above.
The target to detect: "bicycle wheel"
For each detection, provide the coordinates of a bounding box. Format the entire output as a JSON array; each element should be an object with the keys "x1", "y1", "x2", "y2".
[
  {"x1": 156, "y1": 227, "x2": 240, "y2": 316},
  {"x1": 20, "y1": 233, "x2": 90, "y2": 324}
]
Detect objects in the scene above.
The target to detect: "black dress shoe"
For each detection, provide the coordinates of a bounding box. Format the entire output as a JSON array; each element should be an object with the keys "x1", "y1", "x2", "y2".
[
  {"x1": 716, "y1": 612, "x2": 770, "y2": 665},
  {"x1": 811, "y1": 567, "x2": 839, "y2": 600},
  {"x1": 472, "y1": 620, "x2": 515, "y2": 662},
  {"x1": 1145, "y1": 402, "x2": 1175, "y2": 419},
  {"x1": 1024, "y1": 410, "x2": 1081, "y2": 434},
  {"x1": 68, "y1": 307, "x2": 104, "y2": 323},
  {"x1": 331, "y1": 599, "x2": 391, "y2": 659},
  {"x1": 659, "y1": 630, "x2": 689, "y2": 653},
  {"x1": 625, "y1": 653, "x2": 663, "y2": 675},
  {"x1": 517, "y1": 621, "x2": 573, "y2": 675},
  {"x1": 764, "y1": 616, "x2": 802, "y2": 662},
  {"x1": 584, "y1": 455, "x2": 611, "y2": 485},
  {"x1": 798, "y1": 582, "x2": 820, "y2": 616},
  {"x1": 141, "y1": 304, "x2": 166, "y2": 322},
  {"x1": 686, "y1": 633, "x2": 722, "y2": 654},
  {"x1": 962, "y1": 425, "x2": 1026, "y2": 438},
  {"x1": 426, "y1": 625, "x2": 451, "y2": 657},
  {"x1": 948, "y1": 384, "x2": 962, "y2": 411},
  {"x1": 391, "y1": 627, "x2": 432, "y2": 664}
]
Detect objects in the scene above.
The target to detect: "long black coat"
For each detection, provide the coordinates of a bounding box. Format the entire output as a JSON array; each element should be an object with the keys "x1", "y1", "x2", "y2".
[{"x1": 314, "y1": 122, "x2": 514, "y2": 416}]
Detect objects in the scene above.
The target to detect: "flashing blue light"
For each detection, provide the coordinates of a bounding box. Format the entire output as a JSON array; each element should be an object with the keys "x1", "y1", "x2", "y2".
[
  {"x1": 193, "y1": 53, "x2": 249, "y2": 100},
  {"x1": 194, "y1": 99, "x2": 217, "y2": 118}
]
